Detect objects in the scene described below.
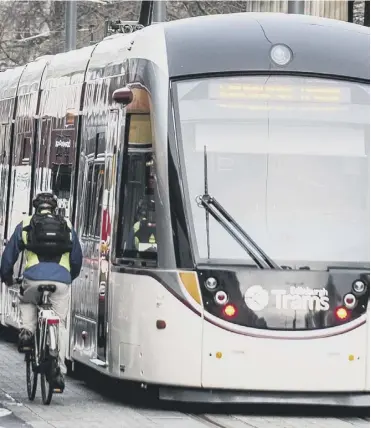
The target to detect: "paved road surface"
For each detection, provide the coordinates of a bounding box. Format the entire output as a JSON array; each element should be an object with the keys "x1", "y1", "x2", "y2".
[{"x1": 0, "y1": 330, "x2": 369, "y2": 428}]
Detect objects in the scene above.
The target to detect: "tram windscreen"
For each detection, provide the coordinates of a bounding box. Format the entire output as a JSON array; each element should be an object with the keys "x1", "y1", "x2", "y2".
[{"x1": 172, "y1": 75, "x2": 370, "y2": 267}]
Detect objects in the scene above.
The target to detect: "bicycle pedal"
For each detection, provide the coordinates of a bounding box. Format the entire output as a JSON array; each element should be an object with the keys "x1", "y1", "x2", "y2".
[{"x1": 53, "y1": 388, "x2": 63, "y2": 393}]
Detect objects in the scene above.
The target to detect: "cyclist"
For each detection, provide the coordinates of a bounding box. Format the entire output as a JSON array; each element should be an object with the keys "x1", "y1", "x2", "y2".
[{"x1": 0, "y1": 192, "x2": 83, "y2": 391}]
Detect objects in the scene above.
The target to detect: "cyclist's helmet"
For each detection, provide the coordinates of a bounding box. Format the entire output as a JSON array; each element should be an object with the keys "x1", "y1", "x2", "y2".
[{"x1": 33, "y1": 192, "x2": 58, "y2": 212}]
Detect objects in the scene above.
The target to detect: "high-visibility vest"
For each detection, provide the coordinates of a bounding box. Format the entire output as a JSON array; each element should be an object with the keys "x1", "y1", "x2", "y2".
[
  {"x1": 21, "y1": 212, "x2": 73, "y2": 271},
  {"x1": 133, "y1": 219, "x2": 156, "y2": 250}
]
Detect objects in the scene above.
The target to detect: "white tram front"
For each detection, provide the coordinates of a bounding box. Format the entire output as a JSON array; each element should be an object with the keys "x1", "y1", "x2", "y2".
[{"x1": 0, "y1": 13, "x2": 369, "y2": 406}]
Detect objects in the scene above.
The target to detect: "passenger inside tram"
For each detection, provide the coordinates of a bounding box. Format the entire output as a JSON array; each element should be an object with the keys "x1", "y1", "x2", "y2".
[{"x1": 129, "y1": 196, "x2": 156, "y2": 252}]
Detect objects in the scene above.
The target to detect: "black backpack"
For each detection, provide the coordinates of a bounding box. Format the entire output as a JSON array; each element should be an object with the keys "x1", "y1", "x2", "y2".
[{"x1": 24, "y1": 213, "x2": 73, "y2": 258}]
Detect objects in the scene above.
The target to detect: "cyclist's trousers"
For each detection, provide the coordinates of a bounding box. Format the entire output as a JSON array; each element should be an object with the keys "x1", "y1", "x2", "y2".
[{"x1": 19, "y1": 279, "x2": 70, "y2": 374}]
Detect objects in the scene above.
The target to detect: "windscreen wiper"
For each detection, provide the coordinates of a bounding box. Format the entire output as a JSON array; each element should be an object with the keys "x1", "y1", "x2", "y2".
[{"x1": 197, "y1": 146, "x2": 280, "y2": 270}]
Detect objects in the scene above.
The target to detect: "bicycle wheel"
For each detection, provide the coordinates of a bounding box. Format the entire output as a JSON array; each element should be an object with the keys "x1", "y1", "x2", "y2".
[
  {"x1": 40, "y1": 326, "x2": 57, "y2": 405},
  {"x1": 40, "y1": 356, "x2": 57, "y2": 405},
  {"x1": 25, "y1": 350, "x2": 38, "y2": 401}
]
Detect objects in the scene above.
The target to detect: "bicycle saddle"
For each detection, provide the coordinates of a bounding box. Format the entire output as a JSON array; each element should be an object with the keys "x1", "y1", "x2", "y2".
[{"x1": 37, "y1": 284, "x2": 56, "y2": 293}]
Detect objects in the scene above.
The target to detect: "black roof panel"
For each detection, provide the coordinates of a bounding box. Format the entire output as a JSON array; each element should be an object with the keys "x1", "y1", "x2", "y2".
[{"x1": 163, "y1": 13, "x2": 370, "y2": 81}]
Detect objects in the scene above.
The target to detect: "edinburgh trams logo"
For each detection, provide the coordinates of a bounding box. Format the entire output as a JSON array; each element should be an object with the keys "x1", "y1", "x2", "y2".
[{"x1": 244, "y1": 285, "x2": 330, "y2": 312}]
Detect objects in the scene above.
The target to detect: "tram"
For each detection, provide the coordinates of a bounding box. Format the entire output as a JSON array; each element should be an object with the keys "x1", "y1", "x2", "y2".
[{"x1": 0, "y1": 10, "x2": 369, "y2": 406}]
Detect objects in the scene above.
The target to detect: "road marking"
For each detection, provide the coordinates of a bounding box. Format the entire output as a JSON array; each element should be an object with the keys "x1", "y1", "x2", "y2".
[{"x1": 4, "y1": 394, "x2": 15, "y2": 403}]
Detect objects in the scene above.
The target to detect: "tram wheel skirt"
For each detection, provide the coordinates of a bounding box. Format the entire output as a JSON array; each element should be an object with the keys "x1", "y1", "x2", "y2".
[{"x1": 158, "y1": 387, "x2": 370, "y2": 407}]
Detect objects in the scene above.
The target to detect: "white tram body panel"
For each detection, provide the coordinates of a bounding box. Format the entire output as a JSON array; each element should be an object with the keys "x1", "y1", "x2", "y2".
[
  {"x1": 0, "y1": 12, "x2": 369, "y2": 406},
  {"x1": 107, "y1": 272, "x2": 203, "y2": 385},
  {"x1": 201, "y1": 317, "x2": 368, "y2": 392}
]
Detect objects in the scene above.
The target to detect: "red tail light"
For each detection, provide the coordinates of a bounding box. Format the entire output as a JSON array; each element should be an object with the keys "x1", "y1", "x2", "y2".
[
  {"x1": 223, "y1": 304, "x2": 237, "y2": 318},
  {"x1": 335, "y1": 306, "x2": 349, "y2": 321},
  {"x1": 47, "y1": 318, "x2": 59, "y2": 325}
]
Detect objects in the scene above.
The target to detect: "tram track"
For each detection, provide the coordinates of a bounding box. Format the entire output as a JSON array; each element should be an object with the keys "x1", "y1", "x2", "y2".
[
  {"x1": 188, "y1": 413, "x2": 276, "y2": 428},
  {"x1": 189, "y1": 414, "x2": 232, "y2": 428},
  {"x1": 187, "y1": 411, "x2": 371, "y2": 428}
]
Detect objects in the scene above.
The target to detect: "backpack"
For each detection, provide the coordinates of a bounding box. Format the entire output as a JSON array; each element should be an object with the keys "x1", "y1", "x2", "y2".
[{"x1": 24, "y1": 213, "x2": 73, "y2": 258}]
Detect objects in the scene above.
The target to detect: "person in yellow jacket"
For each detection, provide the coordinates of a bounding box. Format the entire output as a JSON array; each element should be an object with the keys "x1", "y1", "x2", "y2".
[
  {"x1": 0, "y1": 192, "x2": 82, "y2": 392},
  {"x1": 128, "y1": 198, "x2": 157, "y2": 252}
]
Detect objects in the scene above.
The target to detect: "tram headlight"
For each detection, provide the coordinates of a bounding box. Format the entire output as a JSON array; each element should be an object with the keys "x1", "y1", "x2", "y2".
[
  {"x1": 215, "y1": 290, "x2": 228, "y2": 305},
  {"x1": 205, "y1": 277, "x2": 218, "y2": 290},
  {"x1": 270, "y1": 44, "x2": 293, "y2": 66},
  {"x1": 352, "y1": 280, "x2": 366, "y2": 294},
  {"x1": 343, "y1": 293, "x2": 357, "y2": 310}
]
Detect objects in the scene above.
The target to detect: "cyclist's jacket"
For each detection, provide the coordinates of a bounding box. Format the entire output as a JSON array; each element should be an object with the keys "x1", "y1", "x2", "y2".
[{"x1": 0, "y1": 212, "x2": 83, "y2": 285}]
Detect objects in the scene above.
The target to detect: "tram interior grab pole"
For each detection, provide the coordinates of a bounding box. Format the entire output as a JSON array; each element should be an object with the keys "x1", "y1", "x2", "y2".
[
  {"x1": 287, "y1": 0, "x2": 305, "y2": 14},
  {"x1": 65, "y1": 0, "x2": 77, "y2": 52}
]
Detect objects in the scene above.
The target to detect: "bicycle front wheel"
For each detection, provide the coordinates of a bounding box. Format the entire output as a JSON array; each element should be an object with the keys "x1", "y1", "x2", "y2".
[{"x1": 25, "y1": 351, "x2": 37, "y2": 401}]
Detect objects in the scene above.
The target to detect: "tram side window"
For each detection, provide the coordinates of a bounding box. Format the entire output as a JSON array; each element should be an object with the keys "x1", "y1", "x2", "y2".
[
  {"x1": 92, "y1": 165, "x2": 105, "y2": 238},
  {"x1": 117, "y1": 114, "x2": 157, "y2": 263},
  {"x1": 51, "y1": 164, "x2": 72, "y2": 198},
  {"x1": 21, "y1": 137, "x2": 31, "y2": 165},
  {"x1": 82, "y1": 164, "x2": 94, "y2": 236}
]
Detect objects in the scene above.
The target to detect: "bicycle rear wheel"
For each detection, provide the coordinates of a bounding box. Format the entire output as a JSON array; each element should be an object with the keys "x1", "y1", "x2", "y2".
[
  {"x1": 40, "y1": 325, "x2": 58, "y2": 405},
  {"x1": 40, "y1": 356, "x2": 57, "y2": 405},
  {"x1": 25, "y1": 350, "x2": 37, "y2": 400}
]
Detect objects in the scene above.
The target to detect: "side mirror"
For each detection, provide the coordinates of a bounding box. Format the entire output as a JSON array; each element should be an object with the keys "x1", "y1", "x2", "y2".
[{"x1": 112, "y1": 87, "x2": 133, "y2": 106}]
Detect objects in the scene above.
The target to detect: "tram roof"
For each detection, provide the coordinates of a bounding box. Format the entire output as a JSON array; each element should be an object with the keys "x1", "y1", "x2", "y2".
[
  {"x1": 162, "y1": 12, "x2": 370, "y2": 81},
  {"x1": 18, "y1": 56, "x2": 51, "y2": 96},
  {"x1": 6, "y1": 12, "x2": 369, "y2": 97},
  {"x1": 41, "y1": 45, "x2": 95, "y2": 90},
  {"x1": 0, "y1": 65, "x2": 25, "y2": 99}
]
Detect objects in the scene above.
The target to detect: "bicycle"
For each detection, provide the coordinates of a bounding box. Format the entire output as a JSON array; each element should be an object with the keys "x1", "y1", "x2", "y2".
[{"x1": 16, "y1": 279, "x2": 63, "y2": 405}]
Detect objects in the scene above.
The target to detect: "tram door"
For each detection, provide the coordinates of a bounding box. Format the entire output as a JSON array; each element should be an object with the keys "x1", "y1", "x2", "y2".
[{"x1": 96, "y1": 109, "x2": 119, "y2": 362}]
